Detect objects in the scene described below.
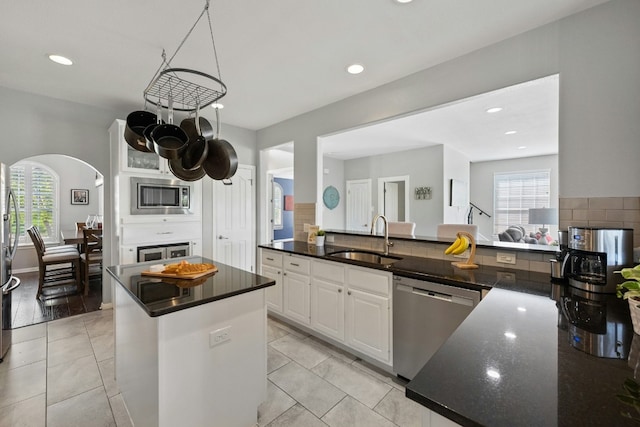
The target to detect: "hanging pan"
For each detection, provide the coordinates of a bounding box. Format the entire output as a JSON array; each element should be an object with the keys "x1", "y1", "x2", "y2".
[
  {"x1": 180, "y1": 115, "x2": 214, "y2": 140},
  {"x1": 181, "y1": 105, "x2": 210, "y2": 171},
  {"x1": 203, "y1": 138, "x2": 238, "y2": 180},
  {"x1": 203, "y1": 108, "x2": 238, "y2": 180},
  {"x1": 125, "y1": 111, "x2": 157, "y2": 152},
  {"x1": 150, "y1": 97, "x2": 189, "y2": 160},
  {"x1": 144, "y1": 103, "x2": 165, "y2": 152},
  {"x1": 168, "y1": 157, "x2": 206, "y2": 181}
]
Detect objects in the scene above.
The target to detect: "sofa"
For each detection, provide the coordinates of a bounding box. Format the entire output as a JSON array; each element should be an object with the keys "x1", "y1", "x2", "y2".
[{"x1": 497, "y1": 225, "x2": 540, "y2": 244}]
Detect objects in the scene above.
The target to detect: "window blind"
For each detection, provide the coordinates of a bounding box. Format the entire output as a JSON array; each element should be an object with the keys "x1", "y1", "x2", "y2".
[
  {"x1": 493, "y1": 170, "x2": 550, "y2": 236},
  {"x1": 11, "y1": 161, "x2": 58, "y2": 243}
]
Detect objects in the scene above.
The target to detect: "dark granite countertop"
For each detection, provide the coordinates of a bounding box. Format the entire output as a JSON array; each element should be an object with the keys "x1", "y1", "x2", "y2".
[
  {"x1": 260, "y1": 241, "x2": 639, "y2": 426},
  {"x1": 260, "y1": 241, "x2": 552, "y2": 295},
  {"x1": 325, "y1": 229, "x2": 560, "y2": 254},
  {"x1": 107, "y1": 256, "x2": 275, "y2": 317}
]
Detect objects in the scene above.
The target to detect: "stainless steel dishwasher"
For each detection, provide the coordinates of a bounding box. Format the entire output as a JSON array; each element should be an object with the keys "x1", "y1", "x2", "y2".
[{"x1": 393, "y1": 275, "x2": 480, "y2": 380}]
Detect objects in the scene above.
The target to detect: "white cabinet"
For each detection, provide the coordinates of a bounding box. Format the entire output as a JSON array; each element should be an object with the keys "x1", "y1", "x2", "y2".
[
  {"x1": 311, "y1": 259, "x2": 345, "y2": 341},
  {"x1": 346, "y1": 288, "x2": 390, "y2": 363},
  {"x1": 283, "y1": 271, "x2": 310, "y2": 325},
  {"x1": 109, "y1": 119, "x2": 171, "y2": 176},
  {"x1": 346, "y1": 266, "x2": 391, "y2": 364},
  {"x1": 283, "y1": 255, "x2": 310, "y2": 325},
  {"x1": 261, "y1": 249, "x2": 284, "y2": 313},
  {"x1": 258, "y1": 251, "x2": 392, "y2": 366}
]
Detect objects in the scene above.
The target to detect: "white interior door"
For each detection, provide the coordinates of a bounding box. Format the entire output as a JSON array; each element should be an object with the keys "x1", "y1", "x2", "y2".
[
  {"x1": 214, "y1": 165, "x2": 256, "y2": 272},
  {"x1": 346, "y1": 179, "x2": 371, "y2": 232},
  {"x1": 384, "y1": 182, "x2": 399, "y2": 221}
]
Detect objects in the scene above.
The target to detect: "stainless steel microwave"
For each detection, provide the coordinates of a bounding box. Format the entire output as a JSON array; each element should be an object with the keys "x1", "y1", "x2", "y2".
[{"x1": 130, "y1": 177, "x2": 192, "y2": 215}]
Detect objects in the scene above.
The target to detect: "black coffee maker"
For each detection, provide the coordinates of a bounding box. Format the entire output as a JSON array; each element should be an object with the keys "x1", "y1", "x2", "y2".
[{"x1": 550, "y1": 230, "x2": 569, "y2": 280}]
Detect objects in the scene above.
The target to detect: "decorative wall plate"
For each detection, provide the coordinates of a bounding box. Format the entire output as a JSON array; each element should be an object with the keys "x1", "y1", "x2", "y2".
[{"x1": 323, "y1": 186, "x2": 340, "y2": 210}]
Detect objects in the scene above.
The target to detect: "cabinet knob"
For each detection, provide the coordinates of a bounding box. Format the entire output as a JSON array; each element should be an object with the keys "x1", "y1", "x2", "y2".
[
  {"x1": 338, "y1": 288, "x2": 342, "y2": 293},
  {"x1": 277, "y1": 271, "x2": 281, "y2": 275},
  {"x1": 348, "y1": 291, "x2": 351, "y2": 296}
]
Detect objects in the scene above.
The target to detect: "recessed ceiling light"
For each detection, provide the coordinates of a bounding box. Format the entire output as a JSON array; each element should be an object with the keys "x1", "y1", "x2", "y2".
[
  {"x1": 505, "y1": 130, "x2": 517, "y2": 135},
  {"x1": 486, "y1": 369, "x2": 501, "y2": 379},
  {"x1": 211, "y1": 103, "x2": 224, "y2": 109},
  {"x1": 517, "y1": 307, "x2": 527, "y2": 312},
  {"x1": 394, "y1": 0, "x2": 413, "y2": 3},
  {"x1": 347, "y1": 64, "x2": 364, "y2": 75},
  {"x1": 504, "y1": 332, "x2": 517, "y2": 339},
  {"x1": 518, "y1": 146, "x2": 527, "y2": 150},
  {"x1": 48, "y1": 54, "x2": 73, "y2": 66},
  {"x1": 486, "y1": 107, "x2": 502, "y2": 113}
]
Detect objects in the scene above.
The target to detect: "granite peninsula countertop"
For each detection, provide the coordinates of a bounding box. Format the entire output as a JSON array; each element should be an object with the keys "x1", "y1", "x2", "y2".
[
  {"x1": 260, "y1": 241, "x2": 638, "y2": 426},
  {"x1": 107, "y1": 256, "x2": 275, "y2": 317}
]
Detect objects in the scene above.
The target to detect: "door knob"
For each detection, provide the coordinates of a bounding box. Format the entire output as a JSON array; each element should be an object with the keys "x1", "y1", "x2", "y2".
[{"x1": 218, "y1": 235, "x2": 229, "y2": 240}]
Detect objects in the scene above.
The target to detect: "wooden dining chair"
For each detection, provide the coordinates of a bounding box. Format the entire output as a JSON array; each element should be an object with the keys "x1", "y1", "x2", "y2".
[
  {"x1": 27, "y1": 226, "x2": 81, "y2": 298},
  {"x1": 80, "y1": 228, "x2": 103, "y2": 296},
  {"x1": 74, "y1": 222, "x2": 87, "y2": 252}
]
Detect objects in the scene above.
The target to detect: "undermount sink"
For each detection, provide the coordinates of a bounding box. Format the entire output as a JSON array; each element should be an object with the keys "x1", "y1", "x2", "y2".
[{"x1": 327, "y1": 250, "x2": 402, "y2": 267}]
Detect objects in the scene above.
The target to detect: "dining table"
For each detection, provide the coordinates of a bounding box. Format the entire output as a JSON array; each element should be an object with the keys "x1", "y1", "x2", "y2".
[{"x1": 61, "y1": 227, "x2": 102, "y2": 246}]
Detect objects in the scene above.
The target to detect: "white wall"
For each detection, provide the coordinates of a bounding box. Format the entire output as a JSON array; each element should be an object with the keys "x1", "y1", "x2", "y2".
[
  {"x1": 442, "y1": 145, "x2": 470, "y2": 225},
  {"x1": 257, "y1": 0, "x2": 640, "y2": 210},
  {"x1": 343, "y1": 146, "x2": 444, "y2": 236},
  {"x1": 470, "y1": 154, "x2": 559, "y2": 240},
  {"x1": 321, "y1": 156, "x2": 345, "y2": 230}
]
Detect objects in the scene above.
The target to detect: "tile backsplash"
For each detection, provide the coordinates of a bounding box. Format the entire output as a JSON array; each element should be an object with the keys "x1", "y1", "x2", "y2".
[
  {"x1": 293, "y1": 203, "x2": 316, "y2": 242},
  {"x1": 559, "y1": 197, "x2": 639, "y2": 247}
]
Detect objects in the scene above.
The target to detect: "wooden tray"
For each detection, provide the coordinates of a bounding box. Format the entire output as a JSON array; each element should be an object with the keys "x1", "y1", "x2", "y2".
[{"x1": 141, "y1": 265, "x2": 218, "y2": 280}]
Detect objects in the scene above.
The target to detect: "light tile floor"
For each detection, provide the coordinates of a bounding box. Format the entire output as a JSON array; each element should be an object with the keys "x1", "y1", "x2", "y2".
[{"x1": 0, "y1": 311, "x2": 422, "y2": 427}]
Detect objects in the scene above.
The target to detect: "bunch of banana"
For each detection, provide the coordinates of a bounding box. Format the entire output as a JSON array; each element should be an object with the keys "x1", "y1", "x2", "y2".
[{"x1": 444, "y1": 236, "x2": 470, "y2": 255}]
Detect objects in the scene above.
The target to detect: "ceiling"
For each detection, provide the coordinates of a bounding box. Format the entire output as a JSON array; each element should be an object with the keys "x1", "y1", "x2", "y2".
[
  {"x1": 1, "y1": 1, "x2": 607, "y2": 132},
  {"x1": 321, "y1": 74, "x2": 559, "y2": 162}
]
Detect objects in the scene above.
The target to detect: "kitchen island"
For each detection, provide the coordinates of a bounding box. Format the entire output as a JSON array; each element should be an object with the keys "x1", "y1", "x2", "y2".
[
  {"x1": 107, "y1": 256, "x2": 275, "y2": 427},
  {"x1": 260, "y1": 241, "x2": 637, "y2": 426}
]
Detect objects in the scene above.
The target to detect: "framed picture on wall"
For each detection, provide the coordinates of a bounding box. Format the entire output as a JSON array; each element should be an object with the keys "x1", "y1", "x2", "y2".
[{"x1": 71, "y1": 189, "x2": 89, "y2": 205}]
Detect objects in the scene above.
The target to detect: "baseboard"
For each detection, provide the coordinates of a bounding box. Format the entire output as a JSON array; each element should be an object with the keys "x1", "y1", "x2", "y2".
[
  {"x1": 100, "y1": 302, "x2": 113, "y2": 310},
  {"x1": 12, "y1": 267, "x2": 38, "y2": 274}
]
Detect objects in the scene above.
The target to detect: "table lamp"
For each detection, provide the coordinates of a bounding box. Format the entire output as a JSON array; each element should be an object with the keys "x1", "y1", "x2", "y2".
[{"x1": 528, "y1": 208, "x2": 558, "y2": 243}]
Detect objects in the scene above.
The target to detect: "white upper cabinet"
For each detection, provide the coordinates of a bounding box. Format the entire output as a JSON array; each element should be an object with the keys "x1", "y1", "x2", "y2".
[{"x1": 109, "y1": 119, "x2": 171, "y2": 176}]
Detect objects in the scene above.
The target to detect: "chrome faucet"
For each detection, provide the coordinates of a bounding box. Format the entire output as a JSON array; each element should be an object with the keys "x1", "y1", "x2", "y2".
[{"x1": 370, "y1": 214, "x2": 393, "y2": 255}]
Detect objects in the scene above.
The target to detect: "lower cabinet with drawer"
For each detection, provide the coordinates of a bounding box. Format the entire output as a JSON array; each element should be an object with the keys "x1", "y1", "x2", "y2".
[
  {"x1": 260, "y1": 249, "x2": 284, "y2": 313},
  {"x1": 282, "y1": 255, "x2": 311, "y2": 325},
  {"x1": 260, "y1": 250, "x2": 393, "y2": 367},
  {"x1": 345, "y1": 266, "x2": 391, "y2": 364},
  {"x1": 311, "y1": 259, "x2": 346, "y2": 342}
]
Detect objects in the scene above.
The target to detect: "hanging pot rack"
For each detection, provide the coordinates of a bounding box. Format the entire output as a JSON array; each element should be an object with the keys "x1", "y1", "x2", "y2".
[{"x1": 143, "y1": 0, "x2": 226, "y2": 112}]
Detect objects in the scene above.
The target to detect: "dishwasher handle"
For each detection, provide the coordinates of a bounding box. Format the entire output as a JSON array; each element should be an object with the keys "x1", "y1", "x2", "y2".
[{"x1": 396, "y1": 283, "x2": 474, "y2": 307}]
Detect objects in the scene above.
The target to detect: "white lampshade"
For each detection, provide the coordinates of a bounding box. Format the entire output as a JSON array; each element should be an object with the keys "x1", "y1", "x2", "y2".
[{"x1": 528, "y1": 208, "x2": 558, "y2": 226}]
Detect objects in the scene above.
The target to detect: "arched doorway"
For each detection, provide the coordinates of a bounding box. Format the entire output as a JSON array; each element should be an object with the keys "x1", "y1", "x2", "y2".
[{"x1": 9, "y1": 154, "x2": 104, "y2": 328}]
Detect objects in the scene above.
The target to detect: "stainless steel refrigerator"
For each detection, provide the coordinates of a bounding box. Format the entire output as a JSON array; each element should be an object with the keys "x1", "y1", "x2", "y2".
[{"x1": 1, "y1": 163, "x2": 20, "y2": 362}]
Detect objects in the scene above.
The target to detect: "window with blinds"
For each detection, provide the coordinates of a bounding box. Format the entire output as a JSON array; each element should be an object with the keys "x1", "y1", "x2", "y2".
[
  {"x1": 493, "y1": 170, "x2": 550, "y2": 236},
  {"x1": 10, "y1": 161, "x2": 59, "y2": 244}
]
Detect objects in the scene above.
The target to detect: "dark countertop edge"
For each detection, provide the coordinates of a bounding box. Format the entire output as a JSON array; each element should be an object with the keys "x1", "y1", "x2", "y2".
[
  {"x1": 258, "y1": 242, "x2": 549, "y2": 294},
  {"x1": 106, "y1": 266, "x2": 275, "y2": 317},
  {"x1": 324, "y1": 229, "x2": 559, "y2": 254},
  {"x1": 405, "y1": 388, "x2": 482, "y2": 427}
]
